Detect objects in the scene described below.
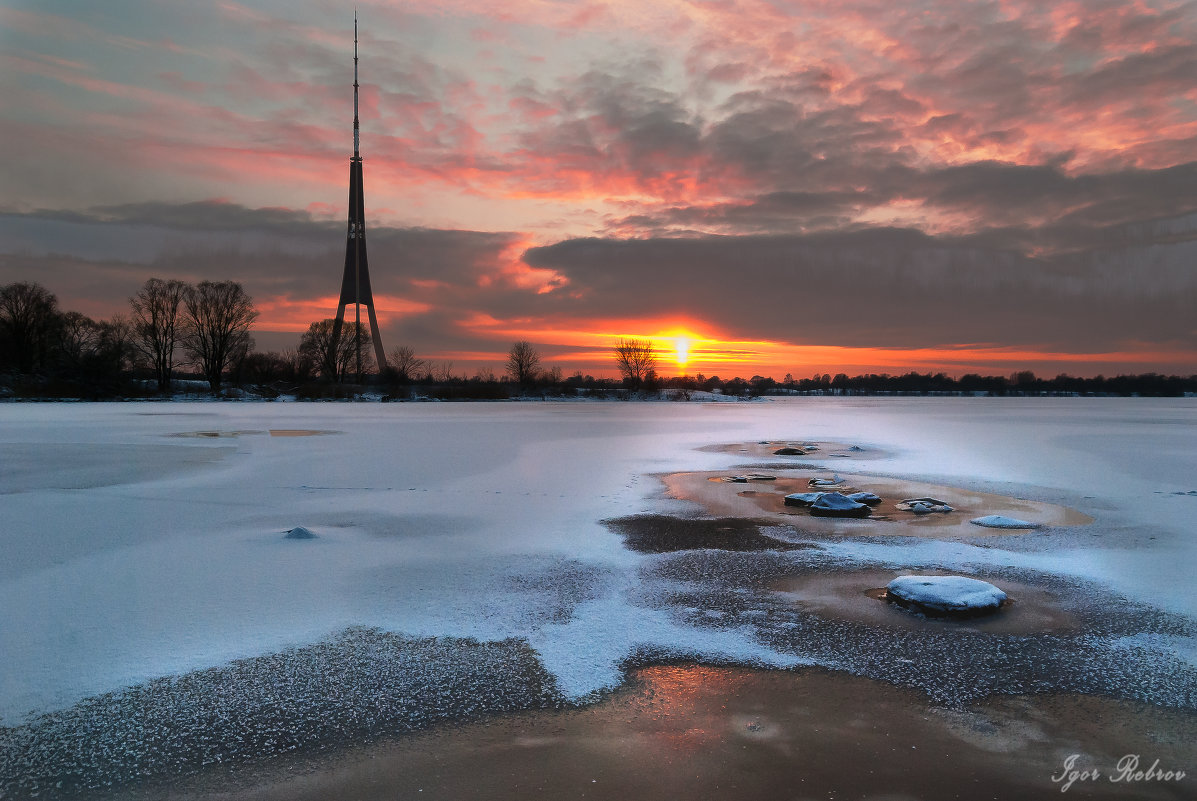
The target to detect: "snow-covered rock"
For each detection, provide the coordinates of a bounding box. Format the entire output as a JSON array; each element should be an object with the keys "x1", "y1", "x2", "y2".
[
  {"x1": 783, "y1": 492, "x2": 826, "y2": 507},
  {"x1": 886, "y1": 575, "x2": 1007, "y2": 615},
  {"x1": 970, "y1": 514, "x2": 1041, "y2": 529},
  {"x1": 810, "y1": 492, "x2": 871, "y2": 517},
  {"x1": 847, "y1": 492, "x2": 883, "y2": 506},
  {"x1": 809, "y1": 475, "x2": 843, "y2": 487},
  {"x1": 284, "y1": 526, "x2": 318, "y2": 539},
  {"x1": 721, "y1": 473, "x2": 778, "y2": 483},
  {"x1": 896, "y1": 497, "x2": 954, "y2": 514},
  {"x1": 773, "y1": 447, "x2": 804, "y2": 455}
]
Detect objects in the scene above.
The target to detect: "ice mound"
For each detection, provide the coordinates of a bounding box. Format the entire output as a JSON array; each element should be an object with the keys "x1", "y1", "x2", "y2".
[
  {"x1": 847, "y1": 492, "x2": 883, "y2": 506},
  {"x1": 886, "y1": 575, "x2": 1007, "y2": 615},
  {"x1": 284, "y1": 526, "x2": 318, "y2": 539},
  {"x1": 970, "y1": 515, "x2": 1040, "y2": 529},
  {"x1": 810, "y1": 492, "x2": 871, "y2": 518}
]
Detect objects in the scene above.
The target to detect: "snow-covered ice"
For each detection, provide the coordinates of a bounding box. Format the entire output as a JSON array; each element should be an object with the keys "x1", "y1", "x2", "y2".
[{"x1": 1, "y1": 398, "x2": 1196, "y2": 727}]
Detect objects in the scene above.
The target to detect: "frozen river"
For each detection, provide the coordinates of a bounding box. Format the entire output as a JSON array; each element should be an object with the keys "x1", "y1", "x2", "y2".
[{"x1": 3, "y1": 397, "x2": 1195, "y2": 728}]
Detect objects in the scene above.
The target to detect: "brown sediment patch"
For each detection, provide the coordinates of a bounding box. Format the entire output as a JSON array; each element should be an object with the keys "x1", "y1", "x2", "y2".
[
  {"x1": 166, "y1": 666, "x2": 1196, "y2": 801},
  {"x1": 700, "y1": 439, "x2": 884, "y2": 460},
  {"x1": 604, "y1": 514, "x2": 817, "y2": 554},
  {"x1": 772, "y1": 569, "x2": 1079, "y2": 634},
  {"x1": 664, "y1": 470, "x2": 1092, "y2": 538}
]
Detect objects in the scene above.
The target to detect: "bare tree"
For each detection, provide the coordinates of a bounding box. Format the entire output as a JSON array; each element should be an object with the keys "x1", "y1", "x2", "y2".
[
  {"x1": 387, "y1": 345, "x2": 425, "y2": 382},
  {"x1": 97, "y1": 315, "x2": 136, "y2": 376},
  {"x1": 180, "y1": 280, "x2": 257, "y2": 392},
  {"x1": 506, "y1": 340, "x2": 541, "y2": 386},
  {"x1": 300, "y1": 319, "x2": 373, "y2": 383},
  {"x1": 280, "y1": 348, "x2": 310, "y2": 383},
  {"x1": 431, "y1": 360, "x2": 454, "y2": 382},
  {"x1": 130, "y1": 278, "x2": 187, "y2": 392},
  {"x1": 54, "y1": 311, "x2": 100, "y2": 372},
  {"x1": 613, "y1": 338, "x2": 657, "y2": 388},
  {"x1": 0, "y1": 281, "x2": 60, "y2": 374}
]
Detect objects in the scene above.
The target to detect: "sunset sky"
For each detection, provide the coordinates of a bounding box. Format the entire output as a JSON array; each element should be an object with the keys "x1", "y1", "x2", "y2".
[{"x1": 1, "y1": 0, "x2": 1195, "y2": 378}]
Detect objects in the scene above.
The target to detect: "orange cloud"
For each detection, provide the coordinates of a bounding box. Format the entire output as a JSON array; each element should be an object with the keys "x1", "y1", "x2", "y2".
[{"x1": 254, "y1": 293, "x2": 432, "y2": 332}]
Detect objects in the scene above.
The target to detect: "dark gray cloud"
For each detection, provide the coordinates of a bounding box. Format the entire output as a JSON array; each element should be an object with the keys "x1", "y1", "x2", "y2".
[{"x1": 523, "y1": 224, "x2": 1197, "y2": 354}]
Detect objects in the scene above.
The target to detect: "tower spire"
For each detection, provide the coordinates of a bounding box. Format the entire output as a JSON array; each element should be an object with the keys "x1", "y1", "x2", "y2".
[{"x1": 353, "y1": 9, "x2": 360, "y2": 160}]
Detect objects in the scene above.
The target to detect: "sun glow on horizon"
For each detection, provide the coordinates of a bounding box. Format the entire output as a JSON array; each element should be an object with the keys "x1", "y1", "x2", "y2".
[{"x1": 673, "y1": 336, "x2": 691, "y2": 369}]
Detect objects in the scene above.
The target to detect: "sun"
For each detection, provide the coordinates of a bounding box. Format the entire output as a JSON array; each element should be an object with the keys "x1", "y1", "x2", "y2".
[{"x1": 673, "y1": 336, "x2": 691, "y2": 368}]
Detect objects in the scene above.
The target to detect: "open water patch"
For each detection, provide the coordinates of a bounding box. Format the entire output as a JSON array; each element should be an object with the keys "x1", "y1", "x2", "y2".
[{"x1": 604, "y1": 514, "x2": 819, "y2": 554}]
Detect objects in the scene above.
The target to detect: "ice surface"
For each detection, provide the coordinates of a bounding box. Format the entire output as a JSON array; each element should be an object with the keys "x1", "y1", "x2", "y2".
[
  {"x1": 1, "y1": 398, "x2": 1195, "y2": 723},
  {"x1": 886, "y1": 575, "x2": 1007, "y2": 612}
]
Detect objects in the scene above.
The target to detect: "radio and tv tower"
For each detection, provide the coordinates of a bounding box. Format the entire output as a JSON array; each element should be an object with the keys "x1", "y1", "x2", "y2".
[{"x1": 329, "y1": 12, "x2": 387, "y2": 379}]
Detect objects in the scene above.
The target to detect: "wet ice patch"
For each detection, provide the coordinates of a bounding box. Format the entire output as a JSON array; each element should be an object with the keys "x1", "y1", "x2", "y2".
[{"x1": 527, "y1": 594, "x2": 807, "y2": 700}]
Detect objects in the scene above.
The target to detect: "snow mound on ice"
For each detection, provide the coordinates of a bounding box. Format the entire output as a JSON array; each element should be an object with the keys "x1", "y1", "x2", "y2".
[
  {"x1": 886, "y1": 575, "x2": 1007, "y2": 614},
  {"x1": 970, "y1": 514, "x2": 1040, "y2": 529},
  {"x1": 284, "y1": 526, "x2": 318, "y2": 539}
]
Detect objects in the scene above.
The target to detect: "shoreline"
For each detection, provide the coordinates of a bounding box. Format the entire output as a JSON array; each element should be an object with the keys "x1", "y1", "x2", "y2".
[{"x1": 156, "y1": 664, "x2": 1196, "y2": 801}]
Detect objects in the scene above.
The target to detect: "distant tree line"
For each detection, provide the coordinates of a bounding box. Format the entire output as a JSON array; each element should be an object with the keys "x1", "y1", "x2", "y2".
[
  {"x1": 2, "y1": 280, "x2": 1194, "y2": 399},
  {"x1": 664, "y1": 370, "x2": 1197, "y2": 397},
  {"x1": 0, "y1": 278, "x2": 256, "y2": 397}
]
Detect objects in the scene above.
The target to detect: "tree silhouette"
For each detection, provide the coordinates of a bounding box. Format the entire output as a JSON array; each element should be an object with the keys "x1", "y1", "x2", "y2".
[
  {"x1": 300, "y1": 319, "x2": 374, "y2": 383},
  {"x1": 180, "y1": 281, "x2": 257, "y2": 391},
  {"x1": 0, "y1": 281, "x2": 59, "y2": 374},
  {"x1": 130, "y1": 278, "x2": 187, "y2": 392},
  {"x1": 387, "y1": 345, "x2": 425, "y2": 383},
  {"x1": 506, "y1": 340, "x2": 541, "y2": 386},
  {"x1": 613, "y1": 337, "x2": 657, "y2": 388}
]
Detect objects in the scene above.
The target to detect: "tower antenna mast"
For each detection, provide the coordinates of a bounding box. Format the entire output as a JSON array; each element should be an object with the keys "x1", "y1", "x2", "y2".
[{"x1": 353, "y1": 10, "x2": 359, "y2": 161}]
